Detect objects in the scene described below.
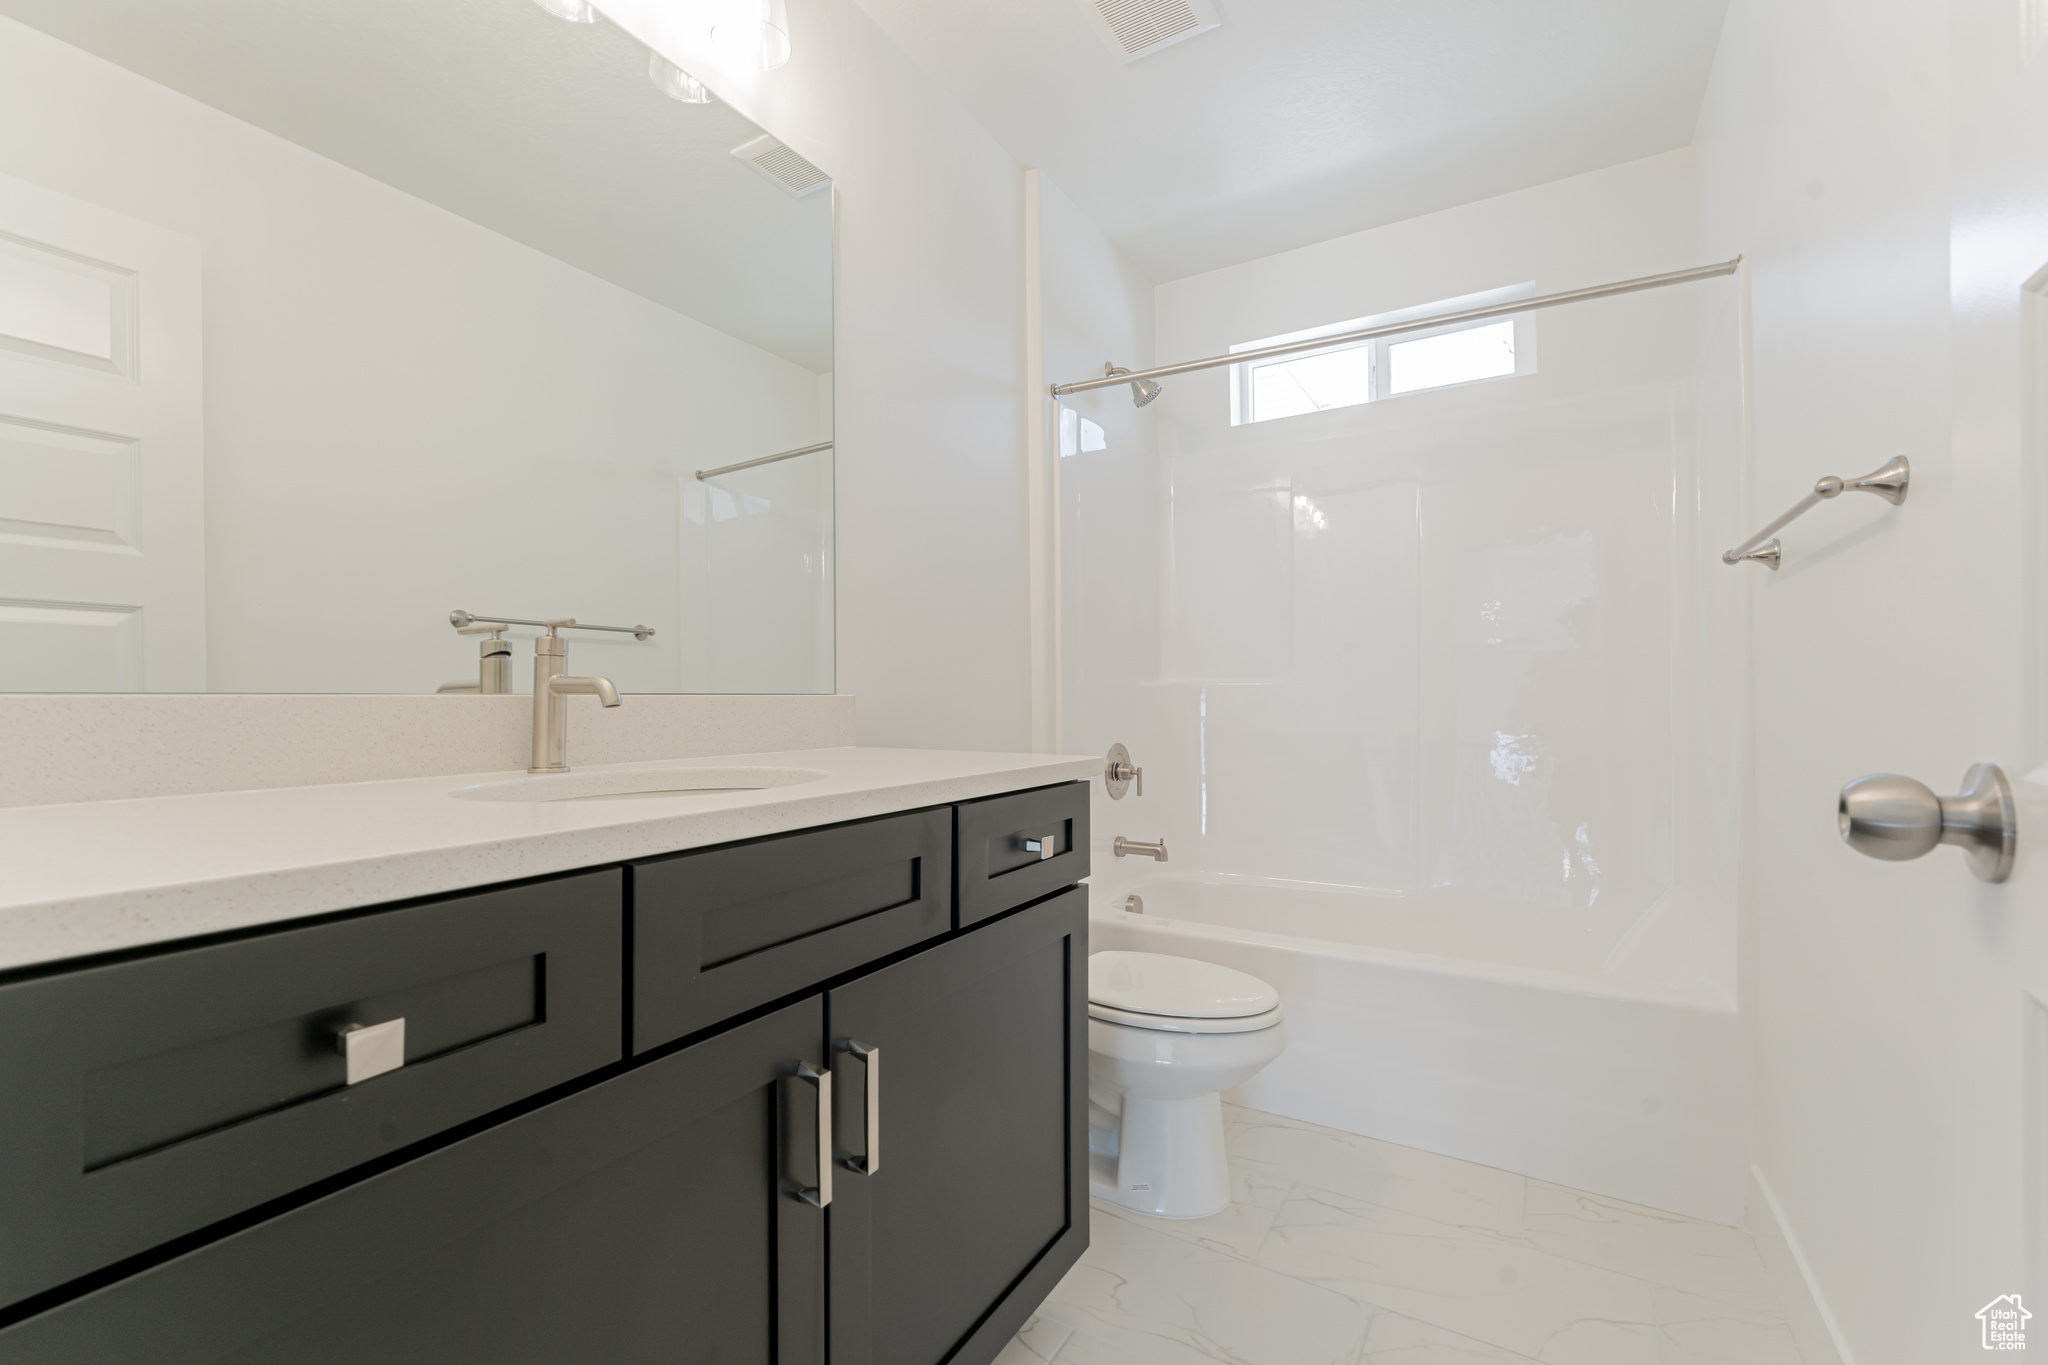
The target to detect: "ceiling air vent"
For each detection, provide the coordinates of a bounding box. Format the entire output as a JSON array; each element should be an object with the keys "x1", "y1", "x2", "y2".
[
  {"x1": 1075, "y1": 0, "x2": 1221, "y2": 63},
  {"x1": 731, "y1": 134, "x2": 830, "y2": 198}
]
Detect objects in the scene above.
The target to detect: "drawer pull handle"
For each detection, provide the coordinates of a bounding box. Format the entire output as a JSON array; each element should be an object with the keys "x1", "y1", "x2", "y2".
[
  {"x1": 841, "y1": 1039, "x2": 880, "y2": 1174},
  {"x1": 795, "y1": 1062, "x2": 832, "y2": 1208},
  {"x1": 337, "y1": 1018, "x2": 406, "y2": 1085},
  {"x1": 1023, "y1": 835, "x2": 1057, "y2": 860}
]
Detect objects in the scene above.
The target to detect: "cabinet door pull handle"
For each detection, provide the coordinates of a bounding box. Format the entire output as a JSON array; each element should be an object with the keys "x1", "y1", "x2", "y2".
[
  {"x1": 1023, "y1": 835, "x2": 1056, "y2": 859},
  {"x1": 336, "y1": 1018, "x2": 406, "y2": 1085},
  {"x1": 842, "y1": 1039, "x2": 880, "y2": 1174},
  {"x1": 795, "y1": 1062, "x2": 832, "y2": 1208}
]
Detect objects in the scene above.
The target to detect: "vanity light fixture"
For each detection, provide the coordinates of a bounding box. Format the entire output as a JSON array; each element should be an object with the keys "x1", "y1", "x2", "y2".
[
  {"x1": 710, "y1": 0, "x2": 792, "y2": 71},
  {"x1": 649, "y1": 52, "x2": 715, "y2": 103},
  {"x1": 532, "y1": 0, "x2": 601, "y2": 23}
]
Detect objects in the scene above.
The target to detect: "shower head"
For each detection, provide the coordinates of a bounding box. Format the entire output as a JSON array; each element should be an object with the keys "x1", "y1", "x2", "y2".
[{"x1": 1103, "y1": 363, "x2": 1163, "y2": 408}]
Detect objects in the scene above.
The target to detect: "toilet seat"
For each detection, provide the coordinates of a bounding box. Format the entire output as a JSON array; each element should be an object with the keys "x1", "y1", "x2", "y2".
[
  {"x1": 1087, "y1": 1000, "x2": 1284, "y2": 1034},
  {"x1": 1087, "y1": 951, "x2": 1283, "y2": 1034}
]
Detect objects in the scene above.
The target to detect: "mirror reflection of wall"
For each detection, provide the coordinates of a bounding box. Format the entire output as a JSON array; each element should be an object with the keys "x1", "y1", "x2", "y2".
[{"x1": 0, "y1": 0, "x2": 833, "y2": 695}]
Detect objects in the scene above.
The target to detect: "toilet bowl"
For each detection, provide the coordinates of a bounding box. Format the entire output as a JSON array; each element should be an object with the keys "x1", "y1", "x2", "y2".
[{"x1": 1086, "y1": 950, "x2": 1287, "y2": 1219}]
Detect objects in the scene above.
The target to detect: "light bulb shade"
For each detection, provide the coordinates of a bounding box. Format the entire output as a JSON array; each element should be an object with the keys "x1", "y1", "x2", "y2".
[
  {"x1": 710, "y1": 0, "x2": 791, "y2": 71},
  {"x1": 532, "y1": 0, "x2": 599, "y2": 22},
  {"x1": 649, "y1": 52, "x2": 715, "y2": 103}
]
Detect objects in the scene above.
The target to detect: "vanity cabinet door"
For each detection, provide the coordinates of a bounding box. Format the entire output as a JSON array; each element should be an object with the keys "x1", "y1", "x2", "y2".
[
  {"x1": 0, "y1": 997, "x2": 827, "y2": 1365},
  {"x1": 825, "y1": 888, "x2": 1088, "y2": 1365}
]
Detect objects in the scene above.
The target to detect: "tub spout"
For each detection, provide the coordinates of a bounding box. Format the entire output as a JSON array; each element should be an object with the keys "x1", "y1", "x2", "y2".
[{"x1": 1113, "y1": 836, "x2": 1168, "y2": 862}]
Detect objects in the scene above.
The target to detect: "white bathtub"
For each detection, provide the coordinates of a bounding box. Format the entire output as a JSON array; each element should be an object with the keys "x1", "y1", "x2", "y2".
[{"x1": 1087, "y1": 873, "x2": 1748, "y2": 1223}]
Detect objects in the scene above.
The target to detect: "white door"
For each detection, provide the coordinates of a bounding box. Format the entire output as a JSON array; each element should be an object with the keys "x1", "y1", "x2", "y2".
[
  {"x1": 0, "y1": 169, "x2": 203, "y2": 692},
  {"x1": 1705, "y1": 3, "x2": 2048, "y2": 1361}
]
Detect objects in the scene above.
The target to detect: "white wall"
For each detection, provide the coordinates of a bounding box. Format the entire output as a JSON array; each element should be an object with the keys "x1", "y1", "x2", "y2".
[
  {"x1": 0, "y1": 14, "x2": 829, "y2": 696},
  {"x1": 1036, "y1": 172, "x2": 1159, "y2": 780},
  {"x1": 1696, "y1": 1, "x2": 2048, "y2": 1359},
  {"x1": 598, "y1": 0, "x2": 1035, "y2": 752},
  {"x1": 1125, "y1": 150, "x2": 1744, "y2": 990}
]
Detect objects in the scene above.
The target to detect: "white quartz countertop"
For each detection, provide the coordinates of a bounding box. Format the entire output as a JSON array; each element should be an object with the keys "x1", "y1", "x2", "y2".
[{"x1": 0, "y1": 746, "x2": 1099, "y2": 973}]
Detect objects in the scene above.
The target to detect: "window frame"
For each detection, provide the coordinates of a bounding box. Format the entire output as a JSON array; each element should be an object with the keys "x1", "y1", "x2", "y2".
[{"x1": 1229, "y1": 284, "x2": 1540, "y2": 427}]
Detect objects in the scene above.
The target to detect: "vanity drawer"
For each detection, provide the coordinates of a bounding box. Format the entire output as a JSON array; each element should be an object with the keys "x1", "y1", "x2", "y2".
[
  {"x1": 630, "y1": 808, "x2": 952, "y2": 1052},
  {"x1": 955, "y1": 781, "x2": 1091, "y2": 927},
  {"x1": 0, "y1": 869, "x2": 622, "y2": 1312}
]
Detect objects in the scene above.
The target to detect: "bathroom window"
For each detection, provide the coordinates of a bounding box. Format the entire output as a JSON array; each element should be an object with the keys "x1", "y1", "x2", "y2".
[
  {"x1": 1243, "y1": 340, "x2": 1375, "y2": 422},
  {"x1": 1387, "y1": 318, "x2": 1516, "y2": 394},
  {"x1": 1231, "y1": 285, "x2": 1536, "y2": 425}
]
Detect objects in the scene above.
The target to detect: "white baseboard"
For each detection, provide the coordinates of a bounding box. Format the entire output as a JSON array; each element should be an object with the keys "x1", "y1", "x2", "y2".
[{"x1": 1747, "y1": 1165, "x2": 1856, "y2": 1365}]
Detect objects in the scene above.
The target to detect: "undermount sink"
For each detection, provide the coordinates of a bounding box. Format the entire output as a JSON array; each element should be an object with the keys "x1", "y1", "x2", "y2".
[{"x1": 451, "y1": 766, "x2": 829, "y2": 804}]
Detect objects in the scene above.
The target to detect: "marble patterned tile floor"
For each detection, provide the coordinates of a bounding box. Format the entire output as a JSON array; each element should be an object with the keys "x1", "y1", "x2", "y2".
[{"x1": 994, "y1": 1106, "x2": 1802, "y2": 1365}]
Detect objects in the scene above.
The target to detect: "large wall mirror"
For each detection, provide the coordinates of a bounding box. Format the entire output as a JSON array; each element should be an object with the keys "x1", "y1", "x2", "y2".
[{"x1": 0, "y1": 0, "x2": 833, "y2": 695}]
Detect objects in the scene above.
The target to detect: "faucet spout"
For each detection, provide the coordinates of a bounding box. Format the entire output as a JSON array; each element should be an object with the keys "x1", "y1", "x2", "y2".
[
  {"x1": 1112, "y1": 836, "x2": 1169, "y2": 862},
  {"x1": 548, "y1": 675, "x2": 621, "y2": 707},
  {"x1": 530, "y1": 629, "x2": 622, "y2": 773}
]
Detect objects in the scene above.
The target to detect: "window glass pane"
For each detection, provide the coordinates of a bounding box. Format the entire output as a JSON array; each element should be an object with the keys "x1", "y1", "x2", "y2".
[
  {"x1": 1387, "y1": 319, "x2": 1515, "y2": 395},
  {"x1": 1248, "y1": 341, "x2": 1372, "y2": 422}
]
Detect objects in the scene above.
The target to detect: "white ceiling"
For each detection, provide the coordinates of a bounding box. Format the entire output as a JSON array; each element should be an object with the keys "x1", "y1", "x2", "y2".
[
  {"x1": 0, "y1": 0, "x2": 834, "y2": 370},
  {"x1": 854, "y1": 0, "x2": 1730, "y2": 282}
]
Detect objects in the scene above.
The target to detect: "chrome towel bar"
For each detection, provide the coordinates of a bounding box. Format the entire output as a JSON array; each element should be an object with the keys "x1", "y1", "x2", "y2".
[
  {"x1": 1721, "y1": 457, "x2": 1908, "y2": 570},
  {"x1": 695, "y1": 439, "x2": 833, "y2": 481},
  {"x1": 450, "y1": 610, "x2": 655, "y2": 641}
]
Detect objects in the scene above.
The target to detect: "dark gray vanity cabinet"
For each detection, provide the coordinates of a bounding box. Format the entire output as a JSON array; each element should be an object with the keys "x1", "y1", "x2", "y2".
[
  {"x1": 0, "y1": 998, "x2": 827, "y2": 1365},
  {"x1": 0, "y1": 791, "x2": 1090, "y2": 1365},
  {"x1": 0, "y1": 869, "x2": 624, "y2": 1311},
  {"x1": 630, "y1": 807, "x2": 953, "y2": 1050},
  {"x1": 955, "y1": 782, "x2": 1089, "y2": 927},
  {"x1": 828, "y1": 886, "x2": 1087, "y2": 1365}
]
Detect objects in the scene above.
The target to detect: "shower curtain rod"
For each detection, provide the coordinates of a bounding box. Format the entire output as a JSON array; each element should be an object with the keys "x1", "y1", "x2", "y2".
[{"x1": 1048, "y1": 257, "x2": 1743, "y2": 398}]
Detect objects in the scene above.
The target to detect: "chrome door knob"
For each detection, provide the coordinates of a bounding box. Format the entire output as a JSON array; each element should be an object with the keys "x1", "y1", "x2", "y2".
[{"x1": 1838, "y1": 762, "x2": 2015, "y2": 883}]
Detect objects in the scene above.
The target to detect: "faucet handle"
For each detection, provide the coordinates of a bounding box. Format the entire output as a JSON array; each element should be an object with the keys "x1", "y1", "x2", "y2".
[{"x1": 1105, "y1": 743, "x2": 1144, "y2": 800}]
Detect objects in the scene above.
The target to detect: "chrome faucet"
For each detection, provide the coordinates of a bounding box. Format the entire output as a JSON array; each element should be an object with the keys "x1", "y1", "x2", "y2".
[
  {"x1": 1113, "y1": 836, "x2": 1168, "y2": 862},
  {"x1": 530, "y1": 620, "x2": 620, "y2": 773},
  {"x1": 437, "y1": 622, "x2": 513, "y2": 695}
]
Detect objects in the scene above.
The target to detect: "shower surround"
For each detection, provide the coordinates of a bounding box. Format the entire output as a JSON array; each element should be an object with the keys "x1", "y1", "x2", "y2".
[{"x1": 1053, "y1": 150, "x2": 1752, "y2": 1221}]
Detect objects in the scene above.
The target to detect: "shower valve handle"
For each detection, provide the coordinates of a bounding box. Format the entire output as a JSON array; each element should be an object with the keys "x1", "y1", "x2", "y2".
[{"x1": 1105, "y1": 743, "x2": 1143, "y2": 799}]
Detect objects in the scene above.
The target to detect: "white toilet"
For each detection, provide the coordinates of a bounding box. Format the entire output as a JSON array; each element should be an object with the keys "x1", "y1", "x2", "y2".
[{"x1": 1086, "y1": 950, "x2": 1288, "y2": 1219}]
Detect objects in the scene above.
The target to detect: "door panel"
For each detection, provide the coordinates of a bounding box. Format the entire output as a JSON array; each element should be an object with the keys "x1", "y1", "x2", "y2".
[
  {"x1": 0, "y1": 997, "x2": 826, "y2": 1365},
  {"x1": 827, "y1": 888, "x2": 1087, "y2": 1365},
  {"x1": 0, "y1": 167, "x2": 203, "y2": 691}
]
